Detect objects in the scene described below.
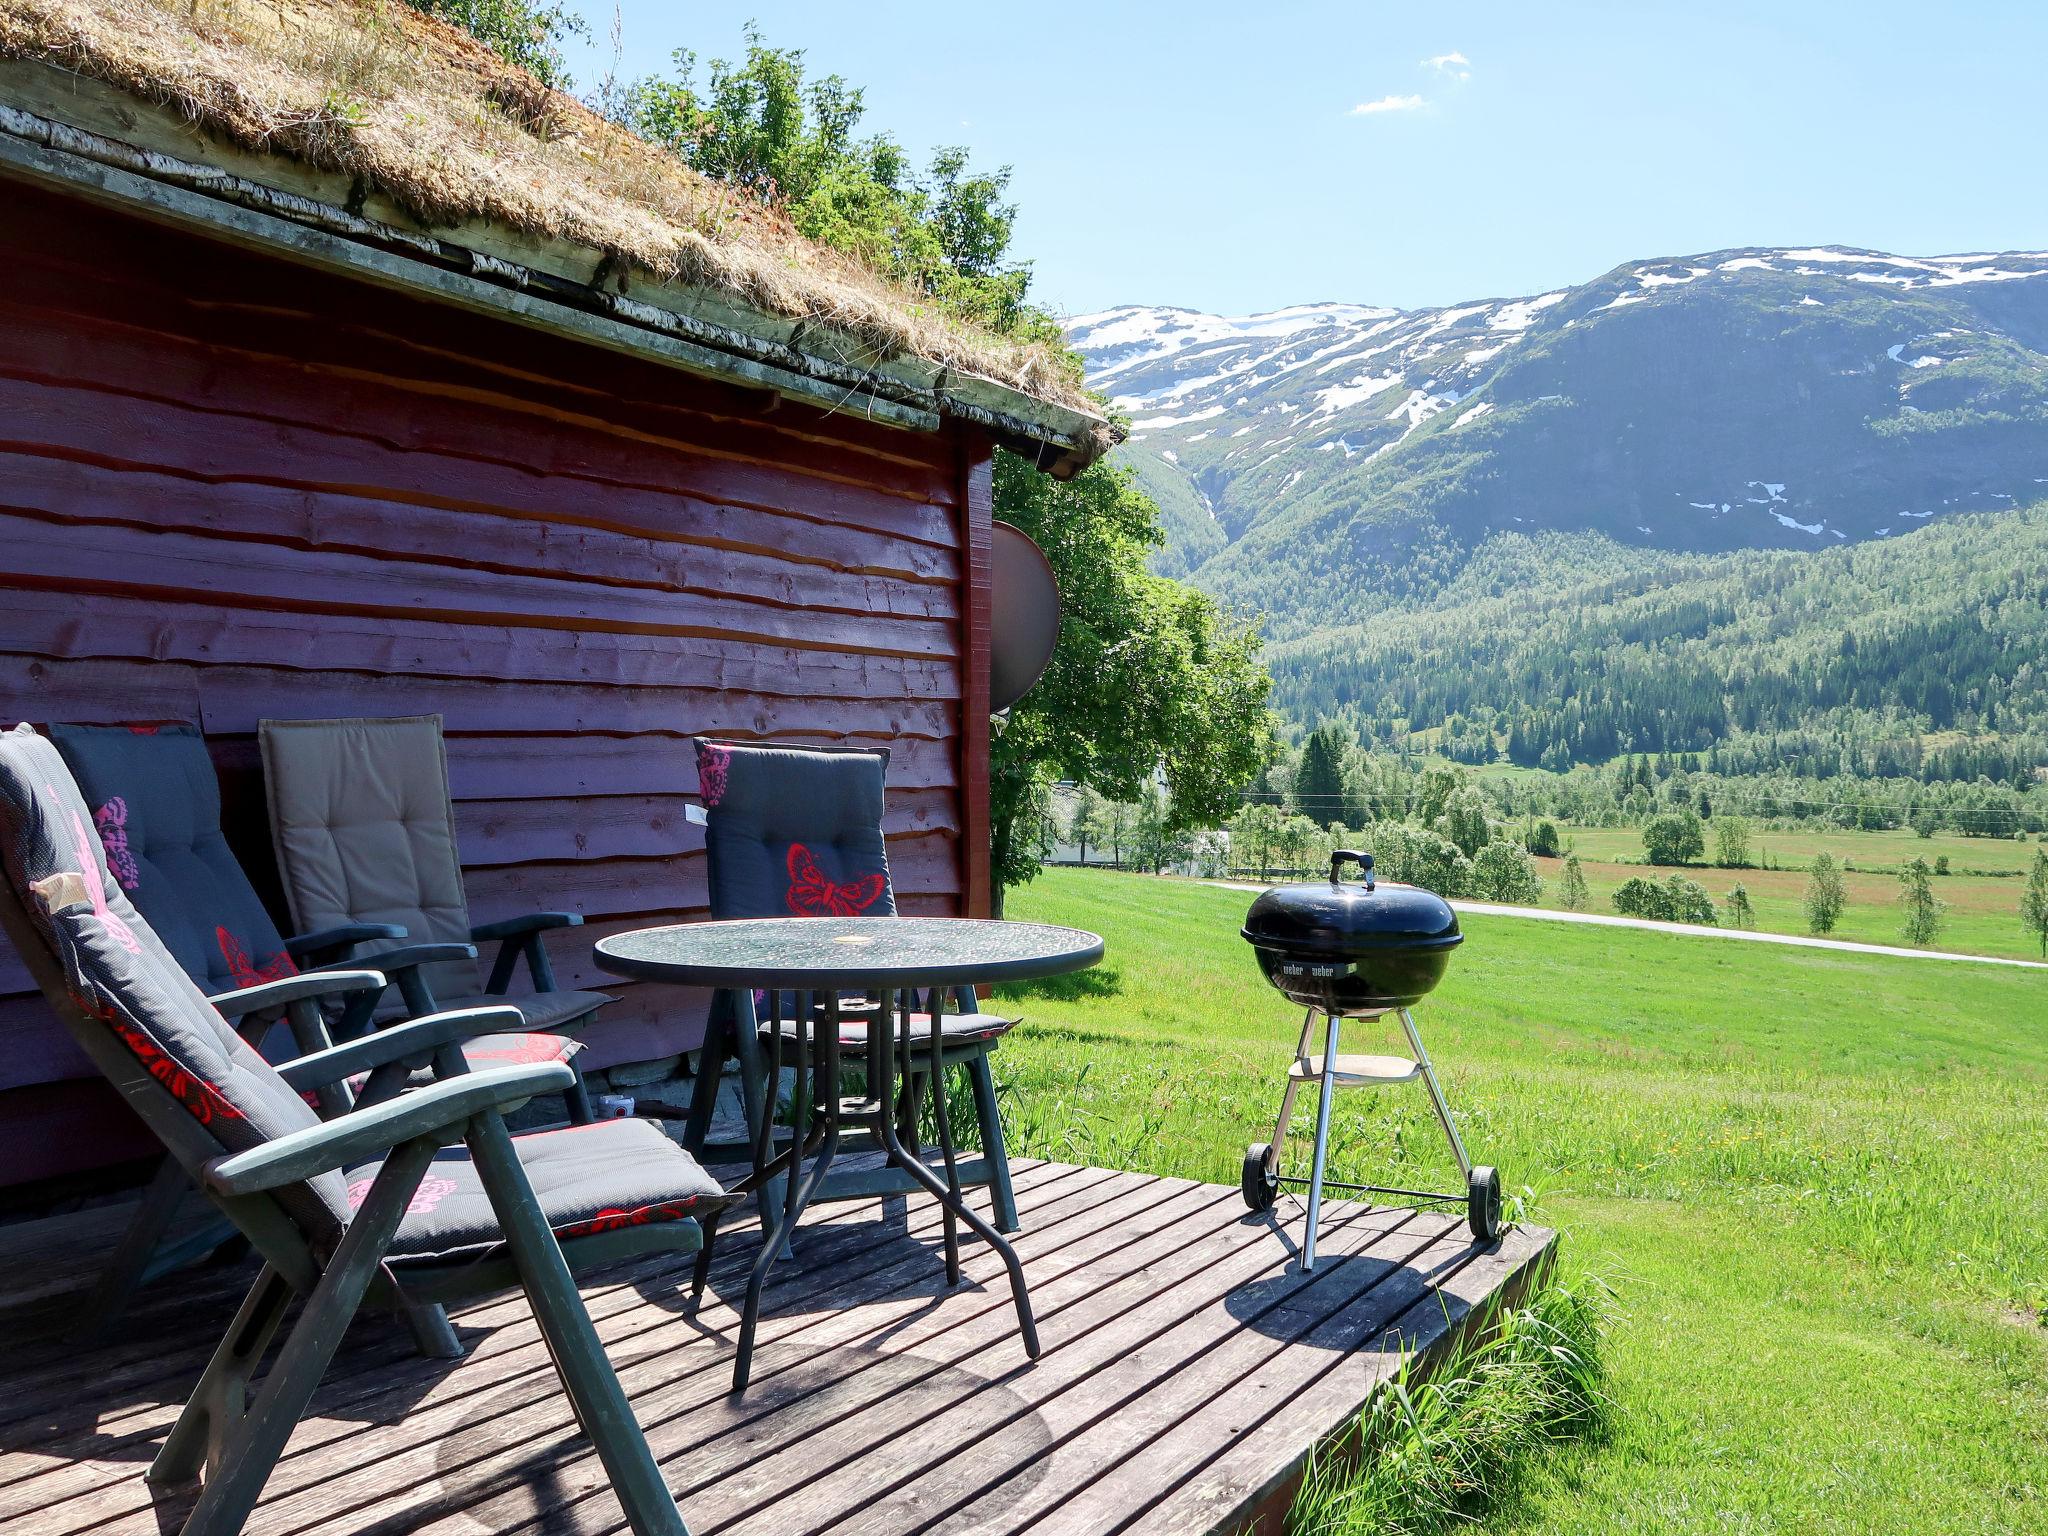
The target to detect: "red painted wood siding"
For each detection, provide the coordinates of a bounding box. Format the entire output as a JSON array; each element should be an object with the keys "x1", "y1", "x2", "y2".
[{"x1": 0, "y1": 183, "x2": 995, "y2": 1189}]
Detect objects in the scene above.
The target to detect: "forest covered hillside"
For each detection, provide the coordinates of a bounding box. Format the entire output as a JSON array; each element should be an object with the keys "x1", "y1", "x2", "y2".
[{"x1": 1262, "y1": 507, "x2": 2048, "y2": 780}]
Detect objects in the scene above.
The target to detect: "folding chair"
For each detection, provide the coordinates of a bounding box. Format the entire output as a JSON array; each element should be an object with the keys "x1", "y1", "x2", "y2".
[
  {"x1": 48, "y1": 722, "x2": 586, "y2": 1346},
  {"x1": 682, "y1": 738, "x2": 1022, "y2": 1232},
  {"x1": 258, "y1": 714, "x2": 607, "y2": 1120},
  {"x1": 0, "y1": 723, "x2": 726, "y2": 1536}
]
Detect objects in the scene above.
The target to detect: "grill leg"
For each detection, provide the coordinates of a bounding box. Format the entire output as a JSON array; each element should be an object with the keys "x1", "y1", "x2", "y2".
[
  {"x1": 1399, "y1": 1007, "x2": 1472, "y2": 1178},
  {"x1": 1301, "y1": 1011, "x2": 1342, "y2": 1272},
  {"x1": 1263, "y1": 1008, "x2": 1316, "y2": 1178}
]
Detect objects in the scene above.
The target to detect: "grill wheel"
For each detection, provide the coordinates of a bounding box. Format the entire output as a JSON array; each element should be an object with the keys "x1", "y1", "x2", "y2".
[{"x1": 1241, "y1": 1143, "x2": 1278, "y2": 1212}]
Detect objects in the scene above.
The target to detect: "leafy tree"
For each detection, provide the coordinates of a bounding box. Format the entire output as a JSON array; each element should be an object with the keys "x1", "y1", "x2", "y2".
[
  {"x1": 1804, "y1": 853, "x2": 1847, "y2": 934},
  {"x1": 1292, "y1": 722, "x2": 1350, "y2": 828},
  {"x1": 1370, "y1": 822, "x2": 1474, "y2": 899},
  {"x1": 1130, "y1": 784, "x2": 1193, "y2": 874},
  {"x1": 1724, "y1": 883, "x2": 1756, "y2": 929},
  {"x1": 1525, "y1": 819, "x2": 1561, "y2": 858},
  {"x1": 2021, "y1": 848, "x2": 2048, "y2": 957},
  {"x1": 1899, "y1": 857, "x2": 1945, "y2": 946},
  {"x1": 1229, "y1": 802, "x2": 1283, "y2": 880},
  {"x1": 1471, "y1": 842, "x2": 1542, "y2": 906},
  {"x1": 1274, "y1": 814, "x2": 1322, "y2": 876},
  {"x1": 615, "y1": 29, "x2": 1044, "y2": 333},
  {"x1": 1434, "y1": 785, "x2": 1492, "y2": 858},
  {"x1": 1910, "y1": 804, "x2": 1945, "y2": 839},
  {"x1": 1102, "y1": 799, "x2": 1136, "y2": 866},
  {"x1": 1713, "y1": 816, "x2": 1751, "y2": 869},
  {"x1": 1068, "y1": 785, "x2": 1108, "y2": 864},
  {"x1": 1559, "y1": 853, "x2": 1590, "y2": 912},
  {"x1": 1611, "y1": 877, "x2": 1666, "y2": 921},
  {"x1": 990, "y1": 453, "x2": 1275, "y2": 909},
  {"x1": 1641, "y1": 811, "x2": 1705, "y2": 866},
  {"x1": 412, "y1": 0, "x2": 587, "y2": 89},
  {"x1": 1614, "y1": 875, "x2": 1716, "y2": 925}
]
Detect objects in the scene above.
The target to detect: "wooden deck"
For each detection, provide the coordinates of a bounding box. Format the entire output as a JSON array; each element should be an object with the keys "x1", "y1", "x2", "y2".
[{"x1": 0, "y1": 1160, "x2": 1554, "y2": 1536}]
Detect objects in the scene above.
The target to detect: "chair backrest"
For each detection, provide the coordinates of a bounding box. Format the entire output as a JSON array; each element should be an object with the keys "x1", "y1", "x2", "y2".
[
  {"x1": 0, "y1": 724, "x2": 350, "y2": 1251},
  {"x1": 260, "y1": 715, "x2": 479, "y2": 1000},
  {"x1": 50, "y1": 723, "x2": 298, "y2": 996},
  {"x1": 695, "y1": 740, "x2": 895, "y2": 920}
]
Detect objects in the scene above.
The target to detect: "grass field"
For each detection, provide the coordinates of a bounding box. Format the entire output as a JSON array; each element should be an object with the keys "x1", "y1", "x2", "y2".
[
  {"x1": 1525, "y1": 824, "x2": 2045, "y2": 962},
  {"x1": 994, "y1": 867, "x2": 2048, "y2": 1534}
]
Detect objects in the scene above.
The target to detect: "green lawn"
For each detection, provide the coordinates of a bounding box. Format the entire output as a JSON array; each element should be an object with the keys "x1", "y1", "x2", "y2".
[{"x1": 994, "y1": 867, "x2": 2048, "y2": 1534}]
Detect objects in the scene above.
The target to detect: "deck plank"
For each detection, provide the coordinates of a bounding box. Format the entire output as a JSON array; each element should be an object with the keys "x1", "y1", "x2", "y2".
[{"x1": 0, "y1": 1164, "x2": 1556, "y2": 1536}]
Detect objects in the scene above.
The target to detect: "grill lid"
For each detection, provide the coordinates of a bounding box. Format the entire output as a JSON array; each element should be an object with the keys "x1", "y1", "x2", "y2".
[{"x1": 1241, "y1": 849, "x2": 1462, "y2": 959}]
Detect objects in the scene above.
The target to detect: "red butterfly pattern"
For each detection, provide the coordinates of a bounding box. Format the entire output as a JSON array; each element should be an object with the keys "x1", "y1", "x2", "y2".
[
  {"x1": 555, "y1": 1198, "x2": 700, "y2": 1239},
  {"x1": 784, "y1": 842, "x2": 885, "y2": 917},
  {"x1": 219, "y1": 927, "x2": 297, "y2": 989}
]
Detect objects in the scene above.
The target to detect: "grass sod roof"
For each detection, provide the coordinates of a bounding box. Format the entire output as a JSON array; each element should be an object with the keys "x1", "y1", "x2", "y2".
[{"x1": 0, "y1": 0, "x2": 1116, "y2": 470}]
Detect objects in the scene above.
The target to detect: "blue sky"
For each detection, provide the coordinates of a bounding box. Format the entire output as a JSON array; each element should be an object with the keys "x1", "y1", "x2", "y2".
[{"x1": 563, "y1": 2, "x2": 2048, "y2": 319}]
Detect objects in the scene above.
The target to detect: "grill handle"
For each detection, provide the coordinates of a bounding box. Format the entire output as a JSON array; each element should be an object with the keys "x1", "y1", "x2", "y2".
[{"x1": 1330, "y1": 849, "x2": 1375, "y2": 890}]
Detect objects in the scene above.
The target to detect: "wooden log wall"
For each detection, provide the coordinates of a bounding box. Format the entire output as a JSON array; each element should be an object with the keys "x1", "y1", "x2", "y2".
[{"x1": 0, "y1": 183, "x2": 993, "y2": 1192}]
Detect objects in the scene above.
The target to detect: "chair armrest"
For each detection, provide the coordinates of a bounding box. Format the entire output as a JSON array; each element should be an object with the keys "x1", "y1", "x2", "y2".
[
  {"x1": 340, "y1": 942, "x2": 479, "y2": 973},
  {"x1": 211, "y1": 970, "x2": 389, "y2": 1020},
  {"x1": 470, "y1": 911, "x2": 582, "y2": 942},
  {"x1": 204, "y1": 1062, "x2": 575, "y2": 1195},
  {"x1": 276, "y1": 1004, "x2": 525, "y2": 1091},
  {"x1": 473, "y1": 913, "x2": 578, "y2": 995},
  {"x1": 285, "y1": 922, "x2": 409, "y2": 964}
]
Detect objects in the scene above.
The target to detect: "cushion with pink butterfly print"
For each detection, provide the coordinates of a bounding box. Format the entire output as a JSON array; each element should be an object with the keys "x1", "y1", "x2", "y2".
[
  {"x1": 50, "y1": 723, "x2": 299, "y2": 998},
  {"x1": 692, "y1": 740, "x2": 897, "y2": 923},
  {"x1": 0, "y1": 725, "x2": 352, "y2": 1246}
]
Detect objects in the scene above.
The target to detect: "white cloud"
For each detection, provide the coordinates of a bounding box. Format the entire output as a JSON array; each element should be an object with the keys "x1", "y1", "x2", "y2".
[
  {"x1": 1350, "y1": 93, "x2": 1426, "y2": 115},
  {"x1": 1424, "y1": 50, "x2": 1471, "y2": 81}
]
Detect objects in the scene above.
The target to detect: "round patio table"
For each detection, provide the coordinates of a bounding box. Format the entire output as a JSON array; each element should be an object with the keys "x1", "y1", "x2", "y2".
[{"x1": 594, "y1": 916, "x2": 1104, "y2": 1391}]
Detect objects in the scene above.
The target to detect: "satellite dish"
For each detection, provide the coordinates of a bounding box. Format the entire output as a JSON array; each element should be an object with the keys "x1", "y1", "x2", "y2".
[{"x1": 989, "y1": 520, "x2": 1061, "y2": 712}]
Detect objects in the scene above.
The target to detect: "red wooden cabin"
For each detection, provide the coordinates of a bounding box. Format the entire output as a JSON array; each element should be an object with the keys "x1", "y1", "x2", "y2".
[{"x1": 0, "y1": 7, "x2": 1112, "y2": 1201}]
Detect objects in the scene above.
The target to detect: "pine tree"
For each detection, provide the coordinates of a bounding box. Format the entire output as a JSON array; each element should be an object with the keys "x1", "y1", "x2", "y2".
[{"x1": 1292, "y1": 722, "x2": 1349, "y2": 829}]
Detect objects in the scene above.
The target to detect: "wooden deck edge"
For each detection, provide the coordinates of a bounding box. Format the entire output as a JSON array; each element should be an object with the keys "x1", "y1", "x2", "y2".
[{"x1": 1229, "y1": 1222, "x2": 1562, "y2": 1536}]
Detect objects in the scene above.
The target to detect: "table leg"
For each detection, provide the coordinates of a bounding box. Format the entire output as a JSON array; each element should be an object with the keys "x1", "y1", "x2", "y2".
[
  {"x1": 928, "y1": 990, "x2": 962, "y2": 1284},
  {"x1": 733, "y1": 993, "x2": 842, "y2": 1394},
  {"x1": 874, "y1": 988, "x2": 1040, "y2": 1361}
]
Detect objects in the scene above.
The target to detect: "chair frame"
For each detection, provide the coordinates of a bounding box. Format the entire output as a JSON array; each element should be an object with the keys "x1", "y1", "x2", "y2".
[
  {"x1": 2, "y1": 865, "x2": 702, "y2": 1536},
  {"x1": 682, "y1": 982, "x2": 1019, "y2": 1234}
]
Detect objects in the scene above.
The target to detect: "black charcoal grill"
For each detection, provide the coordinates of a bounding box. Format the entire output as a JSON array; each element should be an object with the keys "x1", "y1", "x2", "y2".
[{"x1": 1240, "y1": 850, "x2": 1502, "y2": 1265}]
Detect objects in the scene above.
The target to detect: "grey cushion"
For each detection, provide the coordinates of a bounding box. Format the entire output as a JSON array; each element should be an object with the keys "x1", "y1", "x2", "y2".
[
  {"x1": 0, "y1": 725, "x2": 349, "y2": 1244},
  {"x1": 347, "y1": 1117, "x2": 733, "y2": 1267},
  {"x1": 761, "y1": 1011, "x2": 1016, "y2": 1051},
  {"x1": 261, "y1": 715, "x2": 479, "y2": 1002}
]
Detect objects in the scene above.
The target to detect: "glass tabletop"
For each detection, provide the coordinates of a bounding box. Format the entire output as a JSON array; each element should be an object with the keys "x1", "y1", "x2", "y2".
[{"x1": 593, "y1": 916, "x2": 1105, "y2": 990}]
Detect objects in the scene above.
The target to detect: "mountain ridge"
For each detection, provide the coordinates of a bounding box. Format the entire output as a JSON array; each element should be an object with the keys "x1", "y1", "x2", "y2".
[{"x1": 1068, "y1": 245, "x2": 2048, "y2": 634}]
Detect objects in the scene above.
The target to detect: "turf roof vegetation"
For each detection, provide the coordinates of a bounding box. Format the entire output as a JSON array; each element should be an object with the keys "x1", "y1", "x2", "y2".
[{"x1": 0, "y1": 0, "x2": 1105, "y2": 443}]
